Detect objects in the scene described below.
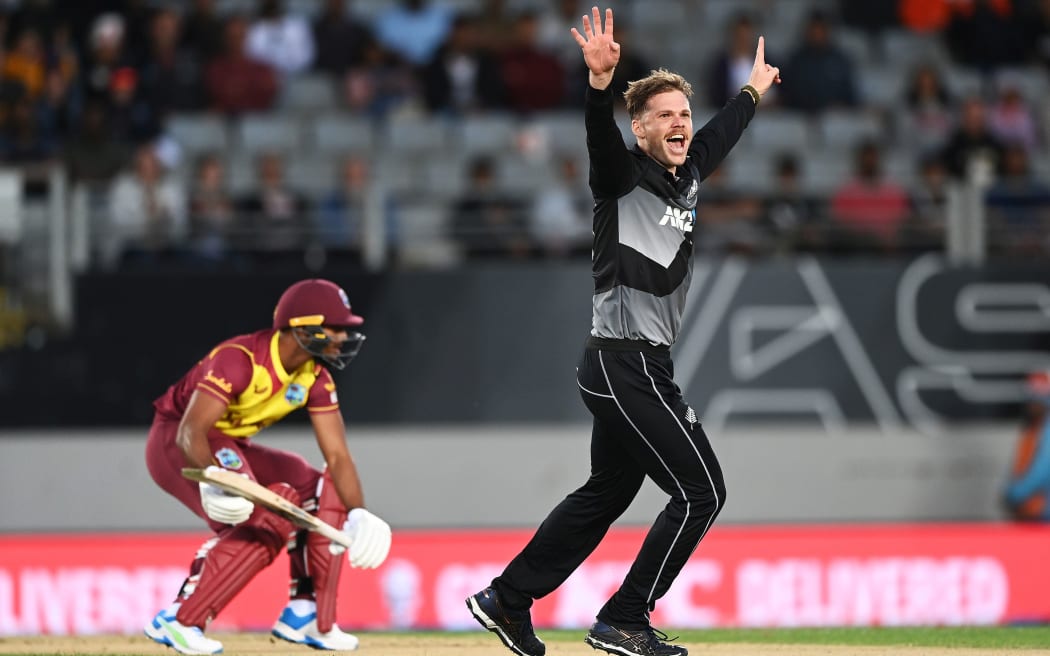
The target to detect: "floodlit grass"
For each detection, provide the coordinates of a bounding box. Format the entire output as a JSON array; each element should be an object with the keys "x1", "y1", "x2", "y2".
[{"x1": 395, "y1": 625, "x2": 1050, "y2": 649}]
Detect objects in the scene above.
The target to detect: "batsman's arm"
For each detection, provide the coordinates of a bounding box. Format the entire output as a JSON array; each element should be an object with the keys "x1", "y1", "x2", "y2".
[
  {"x1": 176, "y1": 389, "x2": 229, "y2": 468},
  {"x1": 311, "y1": 409, "x2": 365, "y2": 510}
]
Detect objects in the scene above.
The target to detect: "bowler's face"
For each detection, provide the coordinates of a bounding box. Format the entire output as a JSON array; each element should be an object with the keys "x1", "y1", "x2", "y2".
[{"x1": 633, "y1": 90, "x2": 692, "y2": 173}]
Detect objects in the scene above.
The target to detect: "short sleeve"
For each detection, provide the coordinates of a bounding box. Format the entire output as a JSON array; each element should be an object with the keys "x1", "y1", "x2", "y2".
[
  {"x1": 307, "y1": 366, "x2": 340, "y2": 414},
  {"x1": 196, "y1": 346, "x2": 252, "y2": 405}
]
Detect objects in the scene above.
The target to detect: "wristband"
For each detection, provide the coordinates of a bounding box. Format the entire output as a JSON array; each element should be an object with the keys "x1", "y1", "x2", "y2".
[{"x1": 741, "y1": 84, "x2": 760, "y2": 106}]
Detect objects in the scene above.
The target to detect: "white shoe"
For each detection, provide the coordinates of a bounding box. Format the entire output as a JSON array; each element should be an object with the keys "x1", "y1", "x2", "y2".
[
  {"x1": 272, "y1": 606, "x2": 360, "y2": 651},
  {"x1": 144, "y1": 609, "x2": 223, "y2": 655}
]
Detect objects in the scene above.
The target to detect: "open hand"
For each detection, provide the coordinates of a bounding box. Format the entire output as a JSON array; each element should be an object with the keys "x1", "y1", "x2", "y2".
[
  {"x1": 747, "y1": 36, "x2": 781, "y2": 96},
  {"x1": 571, "y1": 6, "x2": 620, "y2": 85}
]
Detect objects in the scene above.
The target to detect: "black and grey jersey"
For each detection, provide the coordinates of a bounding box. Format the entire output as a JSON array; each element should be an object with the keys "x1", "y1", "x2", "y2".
[{"x1": 585, "y1": 85, "x2": 755, "y2": 346}]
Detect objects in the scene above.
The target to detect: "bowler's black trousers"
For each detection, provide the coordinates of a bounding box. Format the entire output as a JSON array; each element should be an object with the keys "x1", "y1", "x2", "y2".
[{"x1": 493, "y1": 339, "x2": 726, "y2": 629}]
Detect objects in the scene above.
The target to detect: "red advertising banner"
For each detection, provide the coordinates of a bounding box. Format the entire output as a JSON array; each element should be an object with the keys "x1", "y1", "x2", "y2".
[{"x1": 1, "y1": 523, "x2": 1048, "y2": 635}]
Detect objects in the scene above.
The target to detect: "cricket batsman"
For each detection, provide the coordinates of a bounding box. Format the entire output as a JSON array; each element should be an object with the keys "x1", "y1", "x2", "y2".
[{"x1": 143, "y1": 278, "x2": 392, "y2": 654}]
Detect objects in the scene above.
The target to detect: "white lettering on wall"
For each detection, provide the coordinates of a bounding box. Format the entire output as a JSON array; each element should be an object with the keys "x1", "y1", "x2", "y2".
[
  {"x1": 661, "y1": 560, "x2": 722, "y2": 627},
  {"x1": 433, "y1": 563, "x2": 504, "y2": 630},
  {"x1": 736, "y1": 557, "x2": 1008, "y2": 627},
  {"x1": 0, "y1": 567, "x2": 186, "y2": 635}
]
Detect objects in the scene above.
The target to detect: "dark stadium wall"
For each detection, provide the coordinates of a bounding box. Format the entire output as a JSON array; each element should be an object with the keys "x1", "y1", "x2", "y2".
[{"x1": 0, "y1": 255, "x2": 1047, "y2": 428}]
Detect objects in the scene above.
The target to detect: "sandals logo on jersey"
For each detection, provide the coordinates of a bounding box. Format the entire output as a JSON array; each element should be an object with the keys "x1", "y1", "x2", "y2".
[
  {"x1": 215, "y1": 448, "x2": 243, "y2": 470},
  {"x1": 659, "y1": 205, "x2": 694, "y2": 232},
  {"x1": 285, "y1": 382, "x2": 307, "y2": 406}
]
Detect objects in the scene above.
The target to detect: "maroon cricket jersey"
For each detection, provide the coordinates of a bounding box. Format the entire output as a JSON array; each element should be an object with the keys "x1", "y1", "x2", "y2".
[{"x1": 153, "y1": 329, "x2": 340, "y2": 438}]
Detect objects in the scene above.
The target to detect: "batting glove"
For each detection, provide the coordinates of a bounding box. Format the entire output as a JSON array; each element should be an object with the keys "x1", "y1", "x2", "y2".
[
  {"x1": 198, "y1": 474, "x2": 255, "y2": 525},
  {"x1": 333, "y1": 508, "x2": 392, "y2": 569}
]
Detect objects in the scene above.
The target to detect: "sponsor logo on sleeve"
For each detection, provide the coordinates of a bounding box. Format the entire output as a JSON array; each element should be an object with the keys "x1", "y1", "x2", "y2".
[
  {"x1": 215, "y1": 448, "x2": 243, "y2": 470},
  {"x1": 204, "y1": 370, "x2": 233, "y2": 394}
]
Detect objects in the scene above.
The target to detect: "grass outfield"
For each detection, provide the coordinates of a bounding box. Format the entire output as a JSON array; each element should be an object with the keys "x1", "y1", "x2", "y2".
[
  {"x1": 431, "y1": 625, "x2": 1050, "y2": 649},
  {"x1": 3, "y1": 626, "x2": 1050, "y2": 655}
]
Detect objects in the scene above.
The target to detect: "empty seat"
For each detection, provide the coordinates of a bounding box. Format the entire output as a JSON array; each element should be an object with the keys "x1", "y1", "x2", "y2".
[
  {"x1": 742, "y1": 110, "x2": 812, "y2": 151},
  {"x1": 236, "y1": 115, "x2": 304, "y2": 153},
  {"x1": 454, "y1": 115, "x2": 519, "y2": 155},
  {"x1": 280, "y1": 74, "x2": 339, "y2": 113},
  {"x1": 166, "y1": 114, "x2": 228, "y2": 155},
  {"x1": 724, "y1": 149, "x2": 776, "y2": 194},
  {"x1": 288, "y1": 154, "x2": 338, "y2": 198},
  {"x1": 421, "y1": 156, "x2": 467, "y2": 200},
  {"x1": 311, "y1": 114, "x2": 376, "y2": 154},
  {"x1": 819, "y1": 111, "x2": 883, "y2": 148},
  {"x1": 381, "y1": 115, "x2": 450, "y2": 154},
  {"x1": 859, "y1": 66, "x2": 904, "y2": 107}
]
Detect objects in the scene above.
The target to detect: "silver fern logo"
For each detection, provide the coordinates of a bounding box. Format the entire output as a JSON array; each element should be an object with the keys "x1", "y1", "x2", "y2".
[{"x1": 684, "y1": 406, "x2": 697, "y2": 428}]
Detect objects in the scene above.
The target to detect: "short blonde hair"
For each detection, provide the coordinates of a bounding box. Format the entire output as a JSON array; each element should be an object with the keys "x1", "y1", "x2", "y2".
[{"x1": 623, "y1": 69, "x2": 693, "y2": 119}]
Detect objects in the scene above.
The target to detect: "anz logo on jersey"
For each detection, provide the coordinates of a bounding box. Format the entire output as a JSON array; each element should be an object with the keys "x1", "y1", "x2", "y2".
[{"x1": 659, "y1": 205, "x2": 694, "y2": 232}]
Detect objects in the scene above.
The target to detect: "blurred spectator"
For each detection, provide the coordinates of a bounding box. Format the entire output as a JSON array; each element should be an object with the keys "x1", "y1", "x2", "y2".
[
  {"x1": 317, "y1": 155, "x2": 399, "y2": 251},
  {"x1": 839, "y1": 0, "x2": 899, "y2": 36},
  {"x1": 945, "y1": 0, "x2": 1026, "y2": 71},
  {"x1": 47, "y1": 23, "x2": 81, "y2": 117},
  {"x1": 986, "y1": 83, "x2": 1039, "y2": 153},
  {"x1": 474, "y1": 0, "x2": 516, "y2": 53},
  {"x1": 137, "y1": 9, "x2": 206, "y2": 117},
  {"x1": 899, "y1": 0, "x2": 953, "y2": 32},
  {"x1": 7, "y1": 0, "x2": 58, "y2": 44},
  {"x1": 451, "y1": 155, "x2": 530, "y2": 258},
  {"x1": 499, "y1": 10, "x2": 566, "y2": 114},
  {"x1": 829, "y1": 140, "x2": 911, "y2": 251},
  {"x1": 904, "y1": 154, "x2": 949, "y2": 251},
  {"x1": 373, "y1": 0, "x2": 454, "y2": 66},
  {"x1": 761, "y1": 152, "x2": 824, "y2": 253},
  {"x1": 705, "y1": 13, "x2": 764, "y2": 109},
  {"x1": 106, "y1": 65, "x2": 158, "y2": 143},
  {"x1": 940, "y1": 96, "x2": 1006, "y2": 182},
  {"x1": 0, "y1": 94, "x2": 57, "y2": 163},
  {"x1": 205, "y1": 15, "x2": 279, "y2": 115},
  {"x1": 63, "y1": 100, "x2": 129, "y2": 185},
  {"x1": 235, "y1": 151, "x2": 310, "y2": 252},
  {"x1": 105, "y1": 143, "x2": 187, "y2": 267},
  {"x1": 695, "y1": 164, "x2": 765, "y2": 255},
  {"x1": 422, "y1": 13, "x2": 506, "y2": 115},
  {"x1": 343, "y1": 39, "x2": 420, "y2": 118},
  {"x1": 246, "y1": 0, "x2": 316, "y2": 76},
  {"x1": 313, "y1": 0, "x2": 373, "y2": 75},
  {"x1": 529, "y1": 155, "x2": 590, "y2": 257},
  {"x1": 901, "y1": 63, "x2": 954, "y2": 149},
  {"x1": 81, "y1": 13, "x2": 134, "y2": 104},
  {"x1": 1022, "y1": 0, "x2": 1050, "y2": 69},
  {"x1": 187, "y1": 153, "x2": 236, "y2": 261},
  {"x1": 2, "y1": 29, "x2": 47, "y2": 100},
  {"x1": 181, "y1": 0, "x2": 225, "y2": 61},
  {"x1": 603, "y1": 26, "x2": 652, "y2": 109},
  {"x1": 780, "y1": 10, "x2": 858, "y2": 113},
  {"x1": 536, "y1": 0, "x2": 586, "y2": 68},
  {"x1": 986, "y1": 144, "x2": 1050, "y2": 256},
  {"x1": 1003, "y1": 369, "x2": 1050, "y2": 521}
]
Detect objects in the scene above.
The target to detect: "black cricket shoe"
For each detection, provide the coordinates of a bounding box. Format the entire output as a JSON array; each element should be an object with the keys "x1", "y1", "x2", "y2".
[
  {"x1": 585, "y1": 621, "x2": 688, "y2": 656},
  {"x1": 465, "y1": 587, "x2": 546, "y2": 656}
]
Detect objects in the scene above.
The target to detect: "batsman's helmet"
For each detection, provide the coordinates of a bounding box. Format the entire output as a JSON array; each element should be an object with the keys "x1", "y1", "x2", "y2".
[{"x1": 273, "y1": 279, "x2": 365, "y2": 369}]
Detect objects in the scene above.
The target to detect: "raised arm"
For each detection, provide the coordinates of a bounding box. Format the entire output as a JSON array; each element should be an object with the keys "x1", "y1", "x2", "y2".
[
  {"x1": 690, "y1": 36, "x2": 782, "y2": 180},
  {"x1": 573, "y1": 6, "x2": 637, "y2": 197}
]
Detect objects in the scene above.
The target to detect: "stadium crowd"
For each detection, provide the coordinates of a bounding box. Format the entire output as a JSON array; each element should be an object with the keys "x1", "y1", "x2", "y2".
[{"x1": 0, "y1": 0, "x2": 1049, "y2": 269}]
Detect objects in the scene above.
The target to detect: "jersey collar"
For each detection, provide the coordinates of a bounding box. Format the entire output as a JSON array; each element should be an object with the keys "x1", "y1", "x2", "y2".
[{"x1": 269, "y1": 330, "x2": 293, "y2": 384}]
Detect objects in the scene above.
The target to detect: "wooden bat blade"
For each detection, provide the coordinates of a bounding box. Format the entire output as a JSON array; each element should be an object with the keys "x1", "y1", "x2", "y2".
[{"x1": 182, "y1": 467, "x2": 351, "y2": 548}]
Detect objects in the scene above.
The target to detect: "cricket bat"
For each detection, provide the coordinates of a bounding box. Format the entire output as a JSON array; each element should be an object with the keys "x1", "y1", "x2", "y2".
[{"x1": 182, "y1": 467, "x2": 352, "y2": 549}]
